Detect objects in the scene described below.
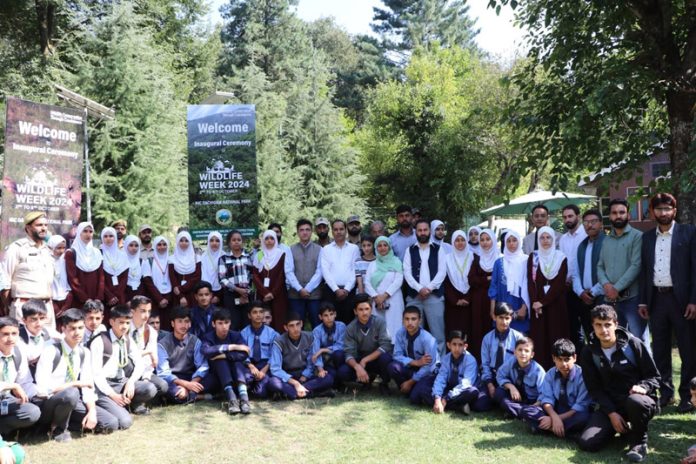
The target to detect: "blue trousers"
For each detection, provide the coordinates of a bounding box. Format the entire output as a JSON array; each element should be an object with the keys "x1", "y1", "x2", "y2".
[
  {"x1": 337, "y1": 352, "x2": 392, "y2": 384},
  {"x1": 494, "y1": 386, "x2": 537, "y2": 418},
  {"x1": 210, "y1": 358, "x2": 247, "y2": 387},
  {"x1": 471, "y1": 380, "x2": 497, "y2": 412},
  {"x1": 267, "y1": 373, "x2": 334, "y2": 400},
  {"x1": 519, "y1": 404, "x2": 590, "y2": 435},
  {"x1": 288, "y1": 298, "x2": 321, "y2": 328},
  {"x1": 614, "y1": 296, "x2": 650, "y2": 350},
  {"x1": 165, "y1": 372, "x2": 219, "y2": 403},
  {"x1": 242, "y1": 360, "x2": 272, "y2": 398},
  {"x1": 420, "y1": 385, "x2": 480, "y2": 409}
]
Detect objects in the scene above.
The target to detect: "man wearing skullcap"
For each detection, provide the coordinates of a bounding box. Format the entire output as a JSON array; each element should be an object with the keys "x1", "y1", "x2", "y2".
[{"x1": 1, "y1": 211, "x2": 56, "y2": 327}]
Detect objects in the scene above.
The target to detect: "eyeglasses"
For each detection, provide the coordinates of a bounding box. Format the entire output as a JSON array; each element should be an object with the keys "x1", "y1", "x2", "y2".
[{"x1": 583, "y1": 219, "x2": 601, "y2": 225}]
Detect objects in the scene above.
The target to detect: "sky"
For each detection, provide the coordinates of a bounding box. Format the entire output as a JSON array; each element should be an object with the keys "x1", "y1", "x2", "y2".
[{"x1": 207, "y1": 0, "x2": 526, "y2": 61}]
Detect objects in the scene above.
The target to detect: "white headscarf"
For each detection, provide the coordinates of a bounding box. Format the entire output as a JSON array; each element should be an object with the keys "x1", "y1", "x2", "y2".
[
  {"x1": 201, "y1": 231, "x2": 223, "y2": 291},
  {"x1": 478, "y1": 228, "x2": 501, "y2": 273},
  {"x1": 255, "y1": 230, "x2": 283, "y2": 271},
  {"x1": 169, "y1": 231, "x2": 198, "y2": 274},
  {"x1": 430, "y1": 219, "x2": 452, "y2": 254},
  {"x1": 502, "y1": 230, "x2": 528, "y2": 297},
  {"x1": 70, "y1": 222, "x2": 103, "y2": 272},
  {"x1": 100, "y1": 227, "x2": 130, "y2": 276},
  {"x1": 148, "y1": 236, "x2": 171, "y2": 293},
  {"x1": 467, "y1": 226, "x2": 482, "y2": 255},
  {"x1": 123, "y1": 235, "x2": 142, "y2": 290},
  {"x1": 535, "y1": 226, "x2": 566, "y2": 280},
  {"x1": 445, "y1": 230, "x2": 474, "y2": 293},
  {"x1": 47, "y1": 235, "x2": 70, "y2": 300}
]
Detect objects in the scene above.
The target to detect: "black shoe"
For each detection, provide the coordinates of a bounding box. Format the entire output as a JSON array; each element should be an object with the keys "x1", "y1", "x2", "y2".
[
  {"x1": 240, "y1": 400, "x2": 251, "y2": 415},
  {"x1": 677, "y1": 400, "x2": 695, "y2": 414},
  {"x1": 626, "y1": 444, "x2": 648, "y2": 462},
  {"x1": 132, "y1": 405, "x2": 151, "y2": 416},
  {"x1": 659, "y1": 394, "x2": 674, "y2": 408},
  {"x1": 378, "y1": 383, "x2": 391, "y2": 396},
  {"x1": 315, "y1": 389, "x2": 336, "y2": 399},
  {"x1": 53, "y1": 430, "x2": 72, "y2": 443},
  {"x1": 228, "y1": 399, "x2": 241, "y2": 415}
]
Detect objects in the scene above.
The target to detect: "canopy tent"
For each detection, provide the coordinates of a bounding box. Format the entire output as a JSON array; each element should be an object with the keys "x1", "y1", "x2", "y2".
[{"x1": 481, "y1": 190, "x2": 596, "y2": 217}]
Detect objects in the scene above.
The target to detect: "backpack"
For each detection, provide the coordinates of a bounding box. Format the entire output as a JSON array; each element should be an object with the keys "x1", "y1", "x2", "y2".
[
  {"x1": 50, "y1": 341, "x2": 86, "y2": 375},
  {"x1": 89, "y1": 331, "x2": 132, "y2": 371}
]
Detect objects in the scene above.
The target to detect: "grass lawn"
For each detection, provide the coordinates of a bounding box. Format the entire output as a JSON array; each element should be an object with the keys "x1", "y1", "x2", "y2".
[{"x1": 23, "y1": 352, "x2": 693, "y2": 464}]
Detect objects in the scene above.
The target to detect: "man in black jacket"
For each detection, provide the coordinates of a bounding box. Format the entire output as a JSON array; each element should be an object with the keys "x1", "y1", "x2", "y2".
[
  {"x1": 638, "y1": 192, "x2": 696, "y2": 412},
  {"x1": 578, "y1": 305, "x2": 660, "y2": 463}
]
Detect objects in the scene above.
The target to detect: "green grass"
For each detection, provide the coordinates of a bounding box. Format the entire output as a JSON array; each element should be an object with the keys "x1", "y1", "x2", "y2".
[{"x1": 22, "y1": 350, "x2": 693, "y2": 464}]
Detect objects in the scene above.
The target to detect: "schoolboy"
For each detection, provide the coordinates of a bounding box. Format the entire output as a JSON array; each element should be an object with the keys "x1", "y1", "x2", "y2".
[
  {"x1": 336, "y1": 293, "x2": 393, "y2": 394},
  {"x1": 387, "y1": 306, "x2": 440, "y2": 403},
  {"x1": 148, "y1": 310, "x2": 169, "y2": 341},
  {"x1": 427, "y1": 331, "x2": 479, "y2": 415},
  {"x1": 129, "y1": 296, "x2": 168, "y2": 397},
  {"x1": 90, "y1": 304, "x2": 157, "y2": 429},
  {"x1": 18, "y1": 299, "x2": 60, "y2": 371},
  {"x1": 239, "y1": 302, "x2": 278, "y2": 398},
  {"x1": 82, "y1": 299, "x2": 107, "y2": 347},
  {"x1": 578, "y1": 305, "x2": 660, "y2": 462},
  {"x1": 33, "y1": 308, "x2": 119, "y2": 441},
  {"x1": 157, "y1": 306, "x2": 216, "y2": 403},
  {"x1": 268, "y1": 312, "x2": 334, "y2": 400},
  {"x1": 474, "y1": 303, "x2": 523, "y2": 411},
  {"x1": 494, "y1": 337, "x2": 546, "y2": 418},
  {"x1": 310, "y1": 302, "x2": 346, "y2": 380},
  {"x1": 190, "y1": 281, "x2": 219, "y2": 339},
  {"x1": 519, "y1": 338, "x2": 591, "y2": 437},
  {"x1": 0, "y1": 317, "x2": 40, "y2": 437},
  {"x1": 200, "y1": 308, "x2": 251, "y2": 415}
]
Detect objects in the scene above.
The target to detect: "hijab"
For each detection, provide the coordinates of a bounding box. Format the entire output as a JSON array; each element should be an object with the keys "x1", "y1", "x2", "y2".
[
  {"x1": 100, "y1": 227, "x2": 130, "y2": 276},
  {"x1": 478, "y1": 228, "x2": 501, "y2": 273},
  {"x1": 430, "y1": 219, "x2": 452, "y2": 254},
  {"x1": 535, "y1": 226, "x2": 566, "y2": 280},
  {"x1": 255, "y1": 230, "x2": 283, "y2": 271},
  {"x1": 169, "y1": 231, "x2": 198, "y2": 275},
  {"x1": 148, "y1": 235, "x2": 171, "y2": 293},
  {"x1": 70, "y1": 222, "x2": 103, "y2": 272},
  {"x1": 445, "y1": 230, "x2": 474, "y2": 293},
  {"x1": 467, "y1": 226, "x2": 482, "y2": 255},
  {"x1": 201, "y1": 231, "x2": 223, "y2": 291},
  {"x1": 370, "y1": 236, "x2": 403, "y2": 289},
  {"x1": 502, "y1": 230, "x2": 528, "y2": 297},
  {"x1": 47, "y1": 235, "x2": 70, "y2": 299},
  {"x1": 123, "y1": 235, "x2": 142, "y2": 290}
]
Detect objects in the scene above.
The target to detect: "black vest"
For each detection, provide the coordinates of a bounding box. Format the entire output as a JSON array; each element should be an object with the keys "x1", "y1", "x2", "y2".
[{"x1": 406, "y1": 243, "x2": 443, "y2": 298}]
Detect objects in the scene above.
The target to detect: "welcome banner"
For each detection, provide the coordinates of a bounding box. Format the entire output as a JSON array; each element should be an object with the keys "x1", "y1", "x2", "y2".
[
  {"x1": 1, "y1": 97, "x2": 84, "y2": 251},
  {"x1": 187, "y1": 104, "x2": 258, "y2": 240}
]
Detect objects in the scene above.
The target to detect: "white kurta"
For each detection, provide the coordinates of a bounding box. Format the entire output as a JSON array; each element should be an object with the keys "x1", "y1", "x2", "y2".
[{"x1": 364, "y1": 262, "x2": 405, "y2": 343}]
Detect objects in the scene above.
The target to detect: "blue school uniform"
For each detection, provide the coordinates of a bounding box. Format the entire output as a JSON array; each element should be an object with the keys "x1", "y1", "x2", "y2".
[
  {"x1": 488, "y1": 259, "x2": 529, "y2": 333},
  {"x1": 496, "y1": 357, "x2": 546, "y2": 402},
  {"x1": 432, "y1": 351, "x2": 478, "y2": 399},
  {"x1": 311, "y1": 321, "x2": 346, "y2": 369},
  {"x1": 391, "y1": 327, "x2": 440, "y2": 382},
  {"x1": 190, "y1": 304, "x2": 219, "y2": 339},
  {"x1": 480, "y1": 327, "x2": 524, "y2": 385},
  {"x1": 201, "y1": 330, "x2": 248, "y2": 387},
  {"x1": 240, "y1": 324, "x2": 278, "y2": 366},
  {"x1": 269, "y1": 337, "x2": 314, "y2": 382}
]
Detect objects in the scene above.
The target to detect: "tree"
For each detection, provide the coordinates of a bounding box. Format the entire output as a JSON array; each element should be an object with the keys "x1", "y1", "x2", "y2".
[
  {"x1": 372, "y1": 0, "x2": 479, "y2": 54},
  {"x1": 356, "y1": 46, "x2": 517, "y2": 228},
  {"x1": 491, "y1": 0, "x2": 696, "y2": 222}
]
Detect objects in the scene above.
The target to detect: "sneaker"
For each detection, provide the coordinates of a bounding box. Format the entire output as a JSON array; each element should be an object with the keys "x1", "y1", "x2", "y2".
[
  {"x1": 461, "y1": 403, "x2": 471, "y2": 415},
  {"x1": 132, "y1": 405, "x2": 151, "y2": 416},
  {"x1": 53, "y1": 431, "x2": 72, "y2": 443},
  {"x1": 240, "y1": 400, "x2": 251, "y2": 415},
  {"x1": 626, "y1": 444, "x2": 648, "y2": 463},
  {"x1": 228, "y1": 399, "x2": 241, "y2": 415}
]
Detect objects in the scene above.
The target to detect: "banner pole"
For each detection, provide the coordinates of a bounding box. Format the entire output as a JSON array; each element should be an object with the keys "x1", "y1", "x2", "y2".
[{"x1": 83, "y1": 107, "x2": 92, "y2": 223}]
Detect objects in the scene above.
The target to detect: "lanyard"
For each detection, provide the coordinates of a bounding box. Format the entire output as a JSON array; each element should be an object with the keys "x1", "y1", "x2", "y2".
[
  {"x1": 1, "y1": 356, "x2": 12, "y2": 382},
  {"x1": 62, "y1": 345, "x2": 76, "y2": 382}
]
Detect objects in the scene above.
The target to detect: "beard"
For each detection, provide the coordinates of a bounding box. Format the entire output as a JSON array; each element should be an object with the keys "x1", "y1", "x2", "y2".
[
  {"x1": 611, "y1": 218, "x2": 629, "y2": 229},
  {"x1": 564, "y1": 220, "x2": 578, "y2": 231},
  {"x1": 348, "y1": 227, "x2": 361, "y2": 236},
  {"x1": 417, "y1": 234, "x2": 430, "y2": 244},
  {"x1": 317, "y1": 231, "x2": 328, "y2": 240},
  {"x1": 116, "y1": 232, "x2": 124, "y2": 240},
  {"x1": 141, "y1": 236, "x2": 152, "y2": 245},
  {"x1": 30, "y1": 230, "x2": 44, "y2": 241},
  {"x1": 656, "y1": 215, "x2": 674, "y2": 225},
  {"x1": 399, "y1": 220, "x2": 411, "y2": 229}
]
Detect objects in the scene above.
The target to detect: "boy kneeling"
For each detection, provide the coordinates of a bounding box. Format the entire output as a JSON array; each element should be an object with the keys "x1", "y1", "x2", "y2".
[
  {"x1": 519, "y1": 338, "x2": 590, "y2": 437},
  {"x1": 268, "y1": 312, "x2": 334, "y2": 399}
]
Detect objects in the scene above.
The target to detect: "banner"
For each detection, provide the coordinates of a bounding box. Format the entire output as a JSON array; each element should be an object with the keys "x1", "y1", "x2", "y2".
[
  {"x1": 187, "y1": 104, "x2": 258, "y2": 240},
  {"x1": 1, "y1": 97, "x2": 84, "y2": 252}
]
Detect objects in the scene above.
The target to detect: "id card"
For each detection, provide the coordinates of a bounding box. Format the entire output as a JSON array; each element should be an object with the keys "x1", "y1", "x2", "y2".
[
  {"x1": 235, "y1": 298, "x2": 241, "y2": 306},
  {"x1": 543, "y1": 284, "x2": 551, "y2": 294},
  {"x1": 263, "y1": 277, "x2": 270, "y2": 287},
  {"x1": 181, "y1": 280, "x2": 187, "y2": 286},
  {"x1": 112, "y1": 275, "x2": 119, "y2": 286}
]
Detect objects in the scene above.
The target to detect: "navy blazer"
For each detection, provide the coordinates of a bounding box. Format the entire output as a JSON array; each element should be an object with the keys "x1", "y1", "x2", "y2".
[
  {"x1": 639, "y1": 222, "x2": 696, "y2": 310},
  {"x1": 190, "y1": 305, "x2": 219, "y2": 339}
]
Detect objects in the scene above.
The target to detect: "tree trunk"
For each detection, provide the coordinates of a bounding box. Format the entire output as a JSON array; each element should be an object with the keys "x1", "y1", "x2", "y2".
[
  {"x1": 35, "y1": 0, "x2": 55, "y2": 56},
  {"x1": 666, "y1": 90, "x2": 696, "y2": 224}
]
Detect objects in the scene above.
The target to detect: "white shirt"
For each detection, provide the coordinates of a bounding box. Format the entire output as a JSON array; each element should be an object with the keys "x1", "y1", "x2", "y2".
[
  {"x1": 653, "y1": 222, "x2": 674, "y2": 287},
  {"x1": 559, "y1": 226, "x2": 587, "y2": 282},
  {"x1": 19, "y1": 327, "x2": 61, "y2": 362},
  {"x1": 34, "y1": 340, "x2": 97, "y2": 403},
  {"x1": 403, "y1": 244, "x2": 447, "y2": 293},
  {"x1": 320, "y1": 241, "x2": 360, "y2": 292},
  {"x1": 0, "y1": 345, "x2": 33, "y2": 397},
  {"x1": 130, "y1": 323, "x2": 158, "y2": 379},
  {"x1": 90, "y1": 330, "x2": 146, "y2": 396}
]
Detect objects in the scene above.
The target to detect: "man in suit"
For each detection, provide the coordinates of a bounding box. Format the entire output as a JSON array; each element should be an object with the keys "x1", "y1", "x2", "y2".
[
  {"x1": 638, "y1": 193, "x2": 696, "y2": 413},
  {"x1": 522, "y1": 204, "x2": 562, "y2": 254}
]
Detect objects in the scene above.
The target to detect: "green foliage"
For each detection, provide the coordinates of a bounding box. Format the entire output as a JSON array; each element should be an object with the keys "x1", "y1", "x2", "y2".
[{"x1": 356, "y1": 46, "x2": 517, "y2": 228}]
